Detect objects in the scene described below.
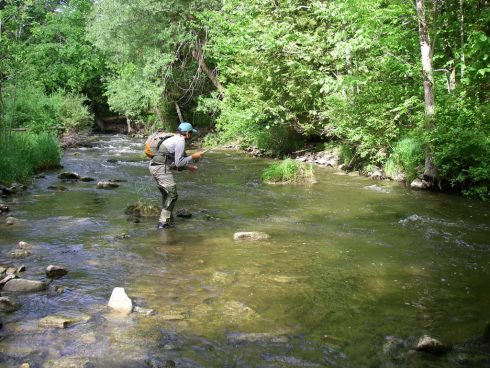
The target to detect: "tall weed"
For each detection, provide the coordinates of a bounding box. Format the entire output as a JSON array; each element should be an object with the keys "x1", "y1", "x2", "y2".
[{"x1": 0, "y1": 131, "x2": 60, "y2": 185}]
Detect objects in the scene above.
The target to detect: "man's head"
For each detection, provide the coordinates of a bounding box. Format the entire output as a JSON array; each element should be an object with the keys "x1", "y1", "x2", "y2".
[{"x1": 178, "y1": 122, "x2": 197, "y2": 139}]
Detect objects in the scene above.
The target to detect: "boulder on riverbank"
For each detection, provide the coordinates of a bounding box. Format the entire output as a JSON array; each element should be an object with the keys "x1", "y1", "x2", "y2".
[{"x1": 294, "y1": 150, "x2": 340, "y2": 168}]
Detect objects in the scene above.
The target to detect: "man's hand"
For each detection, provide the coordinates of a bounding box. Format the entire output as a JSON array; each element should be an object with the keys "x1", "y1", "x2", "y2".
[
  {"x1": 188, "y1": 165, "x2": 198, "y2": 172},
  {"x1": 191, "y1": 152, "x2": 204, "y2": 160}
]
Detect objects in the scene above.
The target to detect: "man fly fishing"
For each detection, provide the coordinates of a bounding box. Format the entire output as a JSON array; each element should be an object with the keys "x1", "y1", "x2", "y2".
[{"x1": 146, "y1": 122, "x2": 205, "y2": 230}]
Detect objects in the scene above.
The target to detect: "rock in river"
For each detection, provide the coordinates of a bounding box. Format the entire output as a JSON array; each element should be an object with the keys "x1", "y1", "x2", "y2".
[
  {"x1": 10, "y1": 249, "x2": 31, "y2": 259},
  {"x1": 38, "y1": 314, "x2": 90, "y2": 329},
  {"x1": 45, "y1": 265, "x2": 68, "y2": 279},
  {"x1": 97, "y1": 181, "x2": 120, "y2": 189},
  {"x1": 233, "y1": 232, "x2": 270, "y2": 241},
  {"x1": 0, "y1": 296, "x2": 22, "y2": 312},
  {"x1": 108, "y1": 287, "x2": 133, "y2": 314},
  {"x1": 2, "y1": 279, "x2": 47, "y2": 293},
  {"x1": 414, "y1": 335, "x2": 451, "y2": 354},
  {"x1": 58, "y1": 172, "x2": 80, "y2": 181}
]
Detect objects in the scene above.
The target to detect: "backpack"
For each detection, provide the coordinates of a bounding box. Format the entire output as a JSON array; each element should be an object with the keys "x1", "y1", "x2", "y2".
[{"x1": 144, "y1": 132, "x2": 174, "y2": 158}]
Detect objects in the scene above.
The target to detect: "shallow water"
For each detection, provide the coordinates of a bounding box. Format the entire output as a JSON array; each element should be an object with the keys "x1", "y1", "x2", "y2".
[{"x1": 1, "y1": 135, "x2": 489, "y2": 367}]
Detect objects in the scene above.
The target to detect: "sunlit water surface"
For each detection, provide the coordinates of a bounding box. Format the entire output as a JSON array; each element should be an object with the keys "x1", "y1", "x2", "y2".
[{"x1": 1, "y1": 135, "x2": 489, "y2": 367}]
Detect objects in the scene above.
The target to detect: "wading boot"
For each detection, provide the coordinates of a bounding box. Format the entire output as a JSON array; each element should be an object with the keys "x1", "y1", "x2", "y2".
[{"x1": 156, "y1": 222, "x2": 175, "y2": 230}]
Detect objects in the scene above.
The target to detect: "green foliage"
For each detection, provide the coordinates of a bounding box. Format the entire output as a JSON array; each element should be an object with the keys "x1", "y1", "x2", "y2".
[
  {"x1": 384, "y1": 137, "x2": 424, "y2": 182},
  {"x1": 87, "y1": 0, "x2": 220, "y2": 124},
  {"x1": 2, "y1": 83, "x2": 92, "y2": 133},
  {"x1": 431, "y1": 95, "x2": 489, "y2": 199},
  {"x1": 0, "y1": 131, "x2": 60, "y2": 185},
  {"x1": 262, "y1": 158, "x2": 314, "y2": 184}
]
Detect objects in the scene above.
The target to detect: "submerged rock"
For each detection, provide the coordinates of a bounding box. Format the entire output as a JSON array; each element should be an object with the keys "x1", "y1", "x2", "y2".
[
  {"x1": 133, "y1": 306, "x2": 155, "y2": 316},
  {"x1": 47, "y1": 185, "x2": 67, "y2": 191},
  {"x1": 414, "y1": 335, "x2": 451, "y2": 354},
  {"x1": 45, "y1": 265, "x2": 68, "y2": 279},
  {"x1": 108, "y1": 287, "x2": 133, "y2": 314},
  {"x1": 233, "y1": 232, "x2": 270, "y2": 241},
  {"x1": 38, "y1": 314, "x2": 89, "y2": 328},
  {"x1": 176, "y1": 208, "x2": 192, "y2": 218},
  {"x1": 5, "y1": 216, "x2": 21, "y2": 225},
  {"x1": 0, "y1": 201, "x2": 9, "y2": 214},
  {"x1": 125, "y1": 202, "x2": 160, "y2": 217},
  {"x1": 145, "y1": 358, "x2": 176, "y2": 368},
  {"x1": 79, "y1": 176, "x2": 95, "y2": 182},
  {"x1": 10, "y1": 249, "x2": 31, "y2": 259},
  {"x1": 3, "y1": 279, "x2": 47, "y2": 293},
  {"x1": 97, "y1": 181, "x2": 120, "y2": 189},
  {"x1": 18, "y1": 241, "x2": 34, "y2": 249},
  {"x1": 0, "y1": 296, "x2": 22, "y2": 312},
  {"x1": 227, "y1": 332, "x2": 289, "y2": 344},
  {"x1": 58, "y1": 172, "x2": 80, "y2": 181}
]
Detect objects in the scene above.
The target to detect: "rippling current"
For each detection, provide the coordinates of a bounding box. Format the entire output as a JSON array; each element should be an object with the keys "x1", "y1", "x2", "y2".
[{"x1": 0, "y1": 135, "x2": 489, "y2": 367}]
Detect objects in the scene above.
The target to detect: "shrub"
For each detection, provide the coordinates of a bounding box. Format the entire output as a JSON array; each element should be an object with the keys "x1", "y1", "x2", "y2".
[
  {"x1": 261, "y1": 158, "x2": 314, "y2": 184},
  {"x1": 2, "y1": 83, "x2": 93, "y2": 133},
  {"x1": 384, "y1": 137, "x2": 424, "y2": 182},
  {"x1": 0, "y1": 131, "x2": 61, "y2": 185}
]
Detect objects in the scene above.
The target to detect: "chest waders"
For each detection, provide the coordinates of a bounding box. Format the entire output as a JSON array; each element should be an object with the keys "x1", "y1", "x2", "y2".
[{"x1": 149, "y1": 137, "x2": 179, "y2": 225}]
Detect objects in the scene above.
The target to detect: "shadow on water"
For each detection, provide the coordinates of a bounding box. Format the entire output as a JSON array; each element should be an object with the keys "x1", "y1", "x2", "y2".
[{"x1": 1, "y1": 135, "x2": 490, "y2": 367}]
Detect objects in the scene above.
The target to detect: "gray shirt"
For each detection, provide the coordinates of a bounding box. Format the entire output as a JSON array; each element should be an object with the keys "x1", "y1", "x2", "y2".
[{"x1": 160, "y1": 134, "x2": 193, "y2": 168}]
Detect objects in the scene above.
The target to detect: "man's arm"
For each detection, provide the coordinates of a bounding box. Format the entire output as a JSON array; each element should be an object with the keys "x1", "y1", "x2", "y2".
[{"x1": 173, "y1": 139, "x2": 193, "y2": 169}]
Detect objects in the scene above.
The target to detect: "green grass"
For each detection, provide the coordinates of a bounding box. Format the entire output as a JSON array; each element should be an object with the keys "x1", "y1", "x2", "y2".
[
  {"x1": 0, "y1": 131, "x2": 61, "y2": 185},
  {"x1": 261, "y1": 158, "x2": 315, "y2": 184}
]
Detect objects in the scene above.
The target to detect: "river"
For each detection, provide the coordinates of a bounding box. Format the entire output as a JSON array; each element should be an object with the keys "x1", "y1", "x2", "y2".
[{"x1": 1, "y1": 134, "x2": 489, "y2": 367}]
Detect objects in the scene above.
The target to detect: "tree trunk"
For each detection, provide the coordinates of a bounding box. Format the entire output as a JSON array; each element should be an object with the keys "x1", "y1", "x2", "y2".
[
  {"x1": 416, "y1": 0, "x2": 438, "y2": 181},
  {"x1": 192, "y1": 39, "x2": 224, "y2": 97},
  {"x1": 175, "y1": 102, "x2": 184, "y2": 123},
  {"x1": 460, "y1": 0, "x2": 465, "y2": 80},
  {"x1": 126, "y1": 117, "x2": 132, "y2": 134}
]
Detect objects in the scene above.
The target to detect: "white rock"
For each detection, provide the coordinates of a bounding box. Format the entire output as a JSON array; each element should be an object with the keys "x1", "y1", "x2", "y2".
[{"x1": 107, "y1": 287, "x2": 133, "y2": 314}]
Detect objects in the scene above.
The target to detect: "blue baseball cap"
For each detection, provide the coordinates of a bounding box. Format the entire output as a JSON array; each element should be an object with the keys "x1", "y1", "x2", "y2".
[{"x1": 178, "y1": 122, "x2": 197, "y2": 133}]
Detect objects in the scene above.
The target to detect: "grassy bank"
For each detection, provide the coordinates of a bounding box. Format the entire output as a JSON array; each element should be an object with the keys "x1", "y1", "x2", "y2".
[
  {"x1": 0, "y1": 131, "x2": 61, "y2": 186},
  {"x1": 262, "y1": 158, "x2": 315, "y2": 184}
]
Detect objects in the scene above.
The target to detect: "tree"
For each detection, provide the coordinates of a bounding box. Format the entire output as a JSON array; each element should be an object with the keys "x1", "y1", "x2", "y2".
[{"x1": 87, "y1": 0, "x2": 221, "y2": 127}]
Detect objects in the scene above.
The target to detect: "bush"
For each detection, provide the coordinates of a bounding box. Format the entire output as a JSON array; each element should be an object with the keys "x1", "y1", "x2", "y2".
[
  {"x1": 430, "y1": 95, "x2": 489, "y2": 199},
  {"x1": 261, "y1": 158, "x2": 314, "y2": 184},
  {"x1": 2, "y1": 83, "x2": 93, "y2": 133},
  {"x1": 384, "y1": 137, "x2": 424, "y2": 182},
  {"x1": 0, "y1": 131, "x2": 61, "y2": 185}
]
